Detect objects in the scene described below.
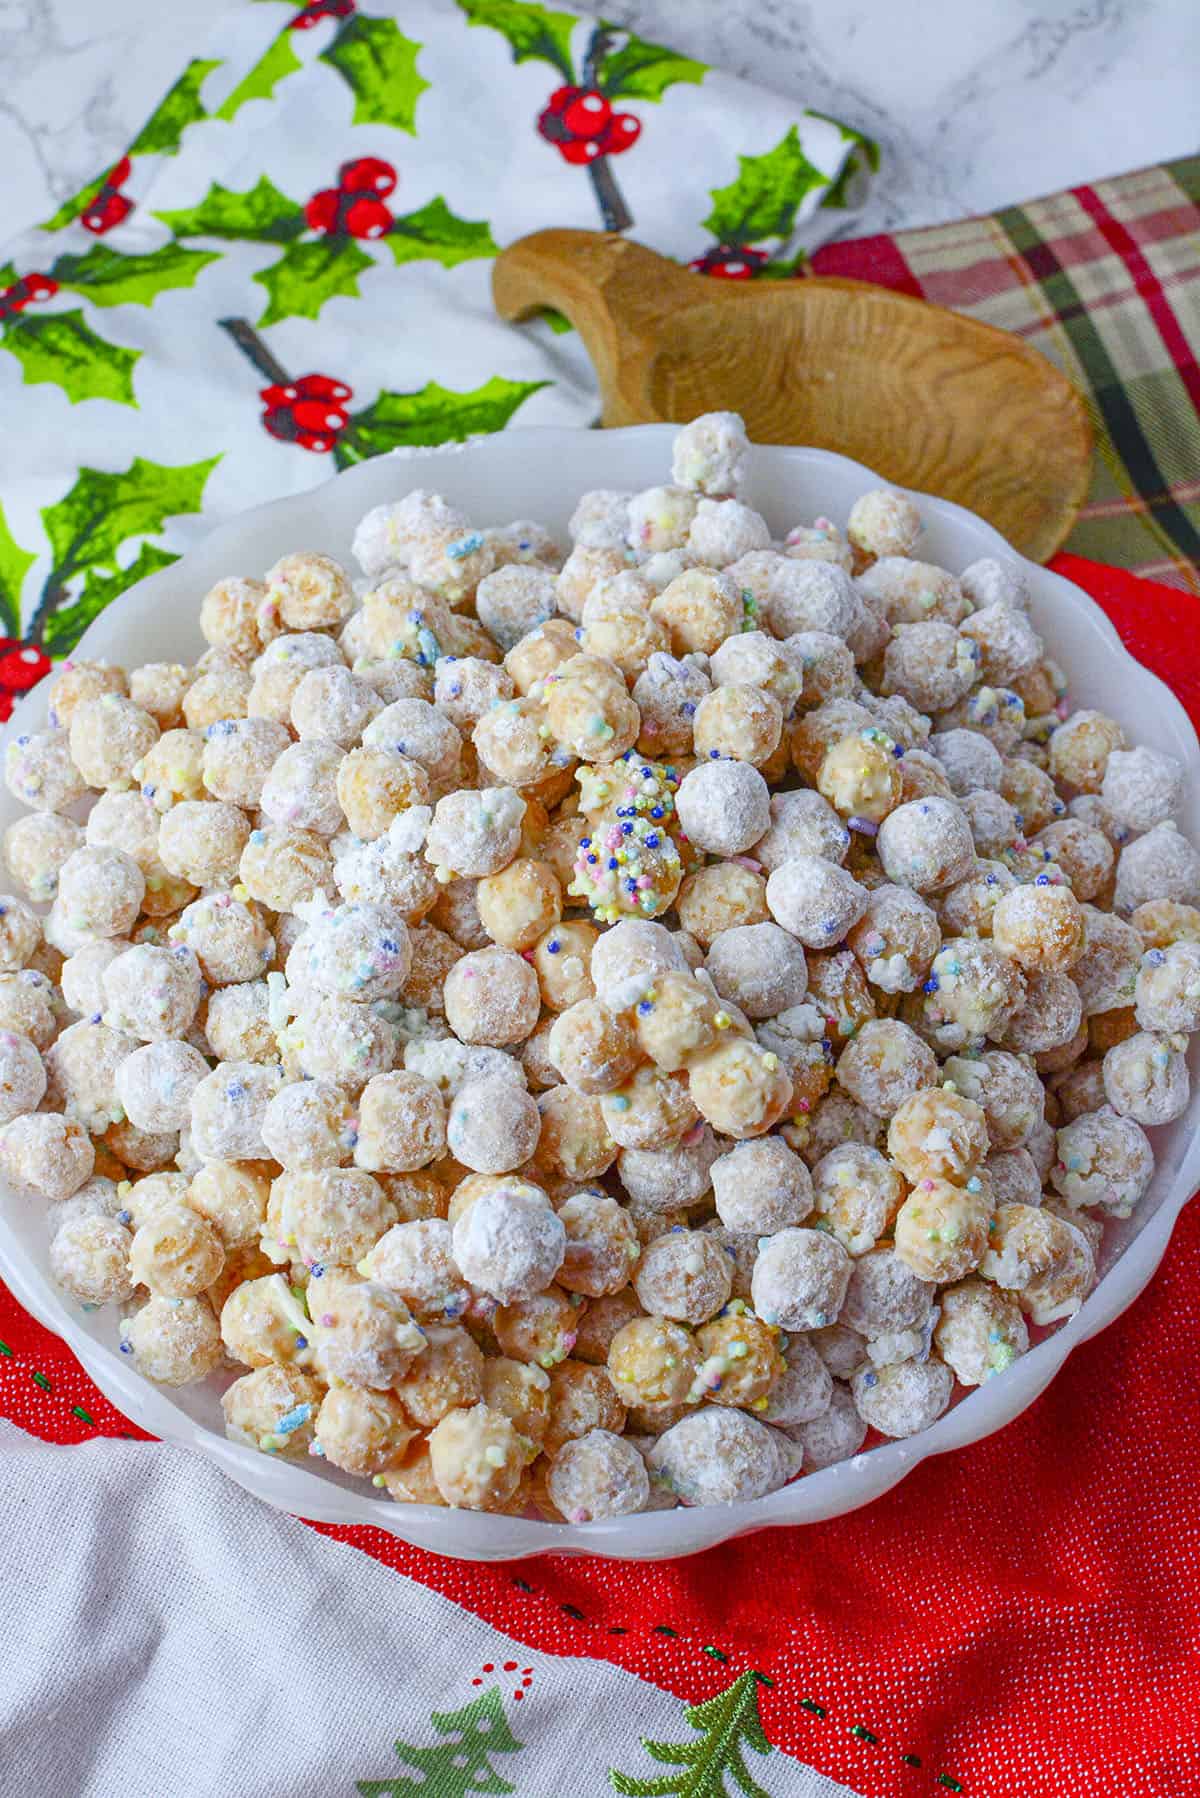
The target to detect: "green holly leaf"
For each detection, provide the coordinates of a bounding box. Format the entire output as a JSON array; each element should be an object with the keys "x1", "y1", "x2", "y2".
[
  {"x1": 40, "y1": 171, "x2": 110, "y2": 234},
  {"x1": 0, "y1": 262, "x2": 19, "y2": 289},
  {"x1": 127, "y1": 57, "x2": 221, "y2": 156},
  {"x1": 597, "y1": 31, "x2": 706, "y2": 101},
  {"x1": 335, "y1": 375, "x2": 548, "y2": 469},
  {"x1": 703, "y1": 125, "x2": 827, "y2": 245},
  {"x1": 42, "y1": 542, "x2": 179, "y2": 657},
  {"x1": 51, "y1": 242, "x2": 220, "y2": 308},
  {"x1": 155, "y1": 176, "x2": 305, "y2": 243},
  {"x1": 456, "y1": 0, "x2": 578, "y2": 81},
  {"x1": 756, "y1": 248, "x2": 810, "y2": 278},
  {"x1": 0, "y1": 502, "x2": 35, "y2": 639},
  {"x1": 386, "y1": 198, "x2": 498, "y2": 271},
  {"x1": 40, "y1": 456, "x2": 218, "y2": 592},
  {"x1": 254, "y1": 238, "x2": 374, "y2": 327},
  {"x1": 216, "y1": 30, "x2": 304, "y2": 120},
  {"x1": 1, "y1": 311, "x2": 139, "y2": 407},
  {"x1": 321, "y1": 16, "x2": 429, "y2": 131}
]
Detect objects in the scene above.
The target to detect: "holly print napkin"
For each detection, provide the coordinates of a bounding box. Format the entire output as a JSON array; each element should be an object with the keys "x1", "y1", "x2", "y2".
[{"x1": 0, "y1": 0, "x2": 872, "y2": 696}]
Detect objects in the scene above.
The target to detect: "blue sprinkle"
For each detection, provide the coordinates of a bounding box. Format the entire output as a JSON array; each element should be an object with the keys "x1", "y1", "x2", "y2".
[
  {"x1": 621, "y1": 822, "x2": 633, "y2": 835},
  {"x1": 119, "y1": 1341, "x2": 132, "y2": 1354},
  {"x1": 546, "y1": 940, "x2": 561, "y2": 954},
  {"x1": 116, "y1": 1210, "x2": 132, "y2": 1226},
  {"x1": 275, "y1": 1402, "x2": 313, "y2": 1436},
  {"x1": 708, "y1": 749, "x2": 721, "y2": 759},
  {"x1": 295, "y1": 1335, "x2": 308, "y2": 1350},
  {"x1": 580, "y1": 837, "x2": 592, "y2": 848},
  {"x1": 923, "y1": 975, "x2": 939, "y2": 993},
  {"x1": 650, "y1": 807, "x2": 663, "y2": 819},
  {"x1": 1148, "y1": 949, "x2": 1166, "y2": 966},
  {"x1": 608, "y1": 857, "x2": 618, "y2": 870},
  {"x1": 645, "y1": 834, "x2": 659, "y2": 849}
]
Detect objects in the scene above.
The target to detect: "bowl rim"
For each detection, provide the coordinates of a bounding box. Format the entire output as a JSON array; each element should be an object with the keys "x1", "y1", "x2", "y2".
[{"x1": 2, "y1": 423, "x2": 1198, "y2": 1562}]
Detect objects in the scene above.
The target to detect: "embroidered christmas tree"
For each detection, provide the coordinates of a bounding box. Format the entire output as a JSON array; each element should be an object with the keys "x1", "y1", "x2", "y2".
[
  {"x1": 356, "y1": 1685, "x2": 523, "y2": 1797},
  {"x1": 609, "y1": 1670, "x2": 777, "y2": 1798}
]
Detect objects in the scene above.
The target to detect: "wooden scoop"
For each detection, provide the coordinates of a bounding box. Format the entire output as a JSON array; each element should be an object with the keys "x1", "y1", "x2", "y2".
[{"x1": 493, "y1": 228, "x2": 1092, "y2": 563}]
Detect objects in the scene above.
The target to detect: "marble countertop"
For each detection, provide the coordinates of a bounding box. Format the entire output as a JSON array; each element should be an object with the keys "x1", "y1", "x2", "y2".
[{"x1": 0, "y1": 0, "x2": 1195, "y2": 241}]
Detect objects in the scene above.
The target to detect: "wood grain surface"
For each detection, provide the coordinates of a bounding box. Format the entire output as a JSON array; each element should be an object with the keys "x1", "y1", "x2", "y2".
[{"x1": 493, "y1": 228, "x2": 1093, "y2": 563}]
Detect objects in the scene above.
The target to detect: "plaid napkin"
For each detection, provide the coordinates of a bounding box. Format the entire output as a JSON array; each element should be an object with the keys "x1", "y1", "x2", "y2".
[{"x1": 812, "y1": 159, "x2": 1200, "y2": 593}]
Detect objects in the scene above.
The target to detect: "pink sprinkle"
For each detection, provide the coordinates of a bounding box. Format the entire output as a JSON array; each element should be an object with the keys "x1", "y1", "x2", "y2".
[
  {"x1": 636, "y1": 875, "x2": 652, "y2": 889},
  {"x1": 321, "y1": 1313, "x2": 335, "y2": 1327},
  {"x1": 921, "y1": 1179, "x2": 935, "y2": 1191},
  {"x1": 796, "y1": 1098, "x2": 811, "y2": 1113}
]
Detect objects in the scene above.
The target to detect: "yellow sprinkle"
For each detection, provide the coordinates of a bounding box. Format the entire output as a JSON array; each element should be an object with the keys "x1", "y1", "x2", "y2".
[
  {"x1": 714, "y1": 1011, "x2": 731, "y2": 1030},
  {"x1": 231, "y1": 883, "x2": 250, "y2": 902},
  {"x1": 762, "y1": 1052, "x2": 779, "y2": 1071}
]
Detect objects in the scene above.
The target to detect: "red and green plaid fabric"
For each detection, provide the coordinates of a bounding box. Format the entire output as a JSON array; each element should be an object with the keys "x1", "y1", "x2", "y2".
[{"x1": 812, "y1": 157, "x2": 1200, "y2": 593}]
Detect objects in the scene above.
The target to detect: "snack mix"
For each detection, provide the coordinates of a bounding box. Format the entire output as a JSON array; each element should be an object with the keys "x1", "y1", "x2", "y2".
[{"x1": 4, "y1": 412, "x2": 1195, "y2": 1524}]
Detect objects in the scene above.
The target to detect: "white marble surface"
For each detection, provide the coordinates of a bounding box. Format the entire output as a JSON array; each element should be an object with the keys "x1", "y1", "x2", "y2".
[{"x1": 0, "y1": 0, "x2": 1195, "y2": 241}]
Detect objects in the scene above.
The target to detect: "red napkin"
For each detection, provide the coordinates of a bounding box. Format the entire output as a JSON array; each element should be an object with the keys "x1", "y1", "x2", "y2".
[{"x1": 3, "y1": 554, "x2": 1197, "y2": 1798}]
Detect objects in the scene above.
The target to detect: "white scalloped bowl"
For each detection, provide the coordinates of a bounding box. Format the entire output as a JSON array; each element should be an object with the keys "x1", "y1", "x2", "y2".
[{"x1": 1, "y1": 427, "x2": 1197, "y2": 1562}]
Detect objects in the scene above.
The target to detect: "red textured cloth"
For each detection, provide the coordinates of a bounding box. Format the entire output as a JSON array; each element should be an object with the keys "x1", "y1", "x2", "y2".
[{"x1": 3, "y1": 556, "x2": 1198, "y2": 1798}]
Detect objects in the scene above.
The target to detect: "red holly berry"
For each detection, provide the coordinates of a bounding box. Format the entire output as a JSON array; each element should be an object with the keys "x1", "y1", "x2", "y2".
[
  {"x1": 597, "y1": 112, "x2": 641, "y2": 155},
  {"x1": 559, "y1": 138, "x2": 602, "y2": 165},
  {"x1": 290, "y1": 0, "x2": 354, "y2": 27},
  {"x1": 547, "y1": 86, "x2": 580, "y2": 111},
  {"x1": 292, "y1": 397, "x2": 350, "y2": 434},
  {"x1": 340, "y1": 195, "x2": 392, "y2": 239},
  {"x1": 294, "y1": 372, "x2": 353, "y2": 403},
  {"x1": 107, "y1": 157, "x2": 132, "y2": 188},
  {"x1": 0, "y1": 692, "x2": 13, "y2": 725},
  {"x1": 561, "y1": 90, "x2": 611, "y2": 138},
  {"x1": 688, "y1": 244, "x2": 769, "y2": 280},
  {"x1": 338, "y1": 156, "x2": 397, "y2": 197},
  {"x1": 259, "y1": 383, "x2": 298, "y2": 407},
  {"x1": 0, "y1": 290, "x2": 26, "y2": 318},
  {"x1": 305, "y1": 188, "x2": 342, "y2": 234},
  {"x1": 0, "y1": 646, "x2": 52, "y2": 692},
  {"x1": 537, "y1": 92, "x2": 581, "y2": 147},
  {"x1": 17, "y1": 273, "x2": 60, "y2": 303},
  {"x1": 82, "y1": 191, "x2": 133, "y2": 235}
]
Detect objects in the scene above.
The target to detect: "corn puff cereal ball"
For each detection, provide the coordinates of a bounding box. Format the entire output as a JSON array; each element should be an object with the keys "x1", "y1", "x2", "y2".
[
  {"x1": 626, "y1": 484, "x2": 699, "y2": 556},
  {"x1": 313, "y1": 1386, "x2": 415, "y2": 1478},
  {"x1": 1028, "y1": 820, "x2": 1110, "y2": 903},
  {"x1": 684, "y1": 497, "x2": 768, "y2": 568},
  {"x1": 0, "y1": 896, "x2": 40, "y2": 977},
  {"x1": 958, "y1": 601, "x2": 1041, "y2": 687},
  {"x1": 199, "y1": 575, "x2": 277, "y2": 660},
  {"x1": 876, "y1": 797, "x2": 976, "y2": 895},
  {"x1": 543, "y1": 1358, "x2": 628, "y2": 1457},
  {"x1": 940, "y1": 1048, "x2": 1043, "y2": 1153},
  {"x1": 1115, "y1": 823, "x2": 1200, "y2": 916},
  {"x1": 170, "y1": 892, "x2": 272, "y2": 988},
  {"x1": 674, "y1": 865, "x2": 765, "y2": 950},
  {"x1": 185, "y1": 1162, "x2": 269, "y2": 1252},
  {"x1": 121, "y1": 1294, "x2": 222, "y2": 1386},
  {"x1": 750, "y1": 1226, "x2": 851, "y2": 1332},
  {"x1": 569, "y1": 489, "x2": 632, "y2": 551},
  {"x1": 1131, "y1": 899, "x2": 1200, "y2": 951},
  {"x1": 689, "y1": 684, "x2": 780, "y2": 769},
  {"x1": 251, "y1": 741, "x2": 341, "y2": 838},
  {"x1": 892, "y1": 1177, "x2": 992, "y2": 1283},
  {"x1": 154, "y1": 800, "x2": 248, "y2": 891},
  {"x1": 357, "y1": 1217, "x2": 470, "y2": 1325},
  {"x1": 1135, "y1": 940, "x2": 1200, "y2": 1034},
  {"x1": 702, "y1": 922, "x2": 807, "y2": 1022},
  {"x1": 479, "y1": 1354, "x2": 552, "y2": 1446},
  {"x1": 1048, "y1": 709, "x2": 1125, "y2": 795},
  {"x1": 845, "y1": 884, "x2": 939, "y2": 996},
  {"x1": 353, "y1": 492, "x2": 468, "y2": 578},
  {"x1": 763, "y1": 854, "x2": 867, "y2": 951},
  {"x1": 587, "y1": 918, "x2": 684, "y2": 1013},
  {"x1": 709, "y1": 632, "x2": 802, "y2": 716},
  {"x1": 887, "y1": 1086, "x2": 990, "y2": 1186},
  {"x1": 917, "y1": 938, "x2": 1025, "y2": 1053},
  {"x1": 68, "y1": 694, "x2": 160, "y2": 792},
  {"x1": 856, "y1": 558, "x2": 968, "y2": 630},
  {"x1": 555, "y1": 1190, "x2": 638, "y2": 1298},
  {"x1": 0, "y1": 966, "x2": 60, "y2": 1051},
  {"x1": 554, "y1": 548, "x2": 623, "y2": 624},
  {"x1": 447, "y1": 1076, "x2": 540, "y2": 1174},
  {"x1": 841, "y1": 1247, "x2": 936, "y2": 1360},
  {"x1": 129, "y1": 1203, "x2": 224, "y2": 1299},
  {"x1": 288, "y1": 900, "x2": 412, "y2": 1004},
  {"x1": 0, "y1": 1030, "x2": 46, "y2": 1124},
  {"x1": 646, "y1": 1407, "x2": 793, "y2": 1507},
  {"x1": 390, "y1": 1325, "x2": 485, "y2": 1429},
  {"x1": 265, "y1": 1167, "x2": 396, "y2": 1268},
  {"x1": 707, "y1": 1135, "x2": 810, "y2": 1235},
  {"x1": 632, "y1": 1229, "x2": 732, "y2": 1326},
  {"x1": 102, "y1": 943, "x2": 202, "y2": 1041},
  {"x1": 1096, "y1": 745, "x2": 1184, "y2": 841},
  {"x1": 6, "y1": 729, "x2": 86, "y2": 816},
  {"x1": 548, "y1": 999, "x2": 640, "y2": 1094},
  {"x1": 1000, "y1": 970, "x2": 1083, "y2": 1057},
  {"x1": 190, "y1": 1061, "x2": 282, "y2": 1162},
  {"x1": 992, "y1": 883, "x2": 1083, "y2": 974},
  {"x1": 308, "y1": 1279, "x2": 425, "y2": 1391},
  {"x1": 618, "y1": 1125, "x2": 721, "y2": 1216},
  {"x1": 538, "y1": 653, "x2": 638, "y2": 765},
  {"x1": 350, "y1": 1071, "x2": 445, "y2": 1174},
  {"x1": 847, "y1": 487, "x2": 922, "y2": 562},
  {"x1": 0, "y1": 1108, "x2": 93, "y2": 1199},
  {"x1": 830, "y1": 1018, "x2": 934, "y2": 1118},
  {"x1": 53, "y1": 847, "x2": 143, "y2": 942},
  {"x1": 684, "y1": 1311, "x2": 780, "y2": 1410},
  {"x1": 670, "y1": 410, "x2": 748, "y2": 496},
  {"x1": 432, "y1": 658, "x2": 513, "y2": 736},
  {"x1": 475, "y1": 858, "x2": 561, "y2": 952},
  {"x1": 808, "y1": 1136, "x2": 903, "y2": 1251},
  {"x1": 260, "y1": 550, "x2": 352, "y2": 632},
  {"x1": 648, "y1": 567, "x2": 740, "y2": 659},
  {"x1": 980, "y1": 1202, "x2": 1095, "y2": 1324},
  {"x1": 926, "y1": 728, "x2": 1001, "y2": 799},
  {"x1": 443, "y1": 946, "x2": 540, "y2": 1047},
  {"x1": 427, "y1": 1403, "x2": 526, "y2": 1511},
  {"x1": 784, "y1": 1380, "x2": 865, "y2": 1470},
  {"x1": 181, "y1": 658, "x2": 253, "y2": 732},
  {"x1": 4, "y1": 811, "x2": 83, "y2": 902},
  {"x1": 259, "y1": 1080, "x2": 354, "y2": 1171},
  {"x1": 982, "y1": 1147, "x2": 1041, "y2": 1208},
  {"x1": 545, "y1": 1428, "x2": 647, "y2": 1522},
  {"x1": 114, "y1": 1039, "x2": 207, "y2": 1135},
  {"x1": 491, "y1": 1283, "x2": 578, "y2": 1369},
  {"x1": 851, "y1": 1356, "x2": 954, "y2": 1439},
  {"x1": 46, "y1": 660, "x2": 128, "y2": 730},
  {"x1": 203, "y1": 981, "x2": 275, "y2": 1064},
  {"x1": 579, "y1": 576, "x2": 667, "y2": 677},
  {"x1": 1102, "y1": 1030, "x2": 1190, "y2": 1125},
  {"x1": 49, "y1": 1209, "x2": 134, "y2": 1305},
  {"x1": 43, "y1": 1018, "x2": 130, "y2": 1130},
  {"x1": 607, "y1": 1315, "x2": 699, "y2": 1408},
  {"x1": 601, "y1": 1060, "x2": 698, "y2": 1149},
  {"x1": 882, "y1": 622, "x2": 978, "y2": 714},
  {"x1": 631, "y1": 653, "x2": 710, "y2": 758},
  {"x1": 470, "y1": 564, "x2": 555, "y2": 653},
  {"x1": 813, "y1": 732, "x2": 899, "y2": 830},
  {"x1": 752, "y1": 791, "x2": 849, "y2": 876},
  {"x1": 247, "y1": 632, "x2": 341, "y2": 725},
  {"x1": 687, "y1": 1034, "x2": 790, "y2": 1140},
  {"x1": 1050, "y1": 1104, "x2": 1154, "y2": 1217},
  {"x1": 451, "y1": 1180, "x2": 565, "y2": 1304}
]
